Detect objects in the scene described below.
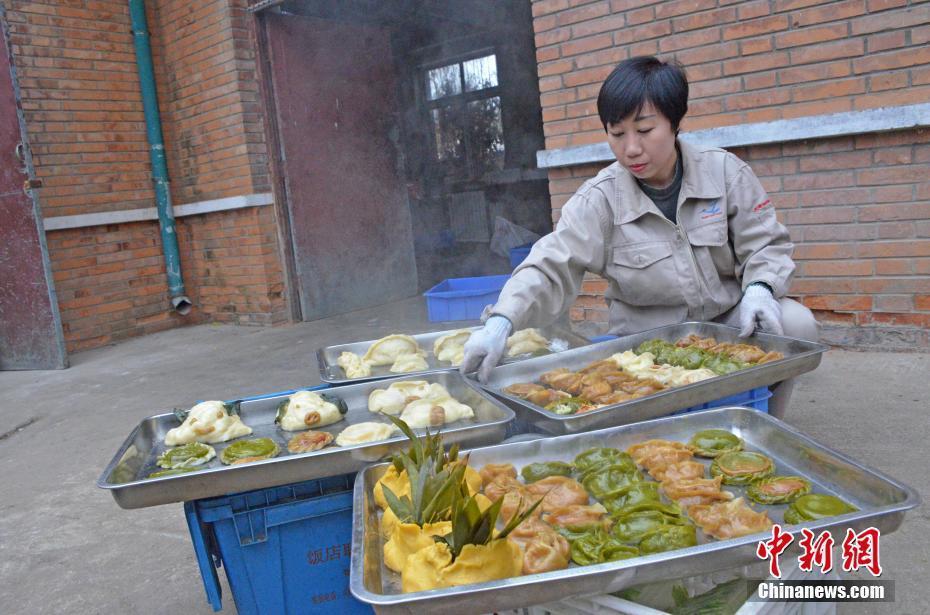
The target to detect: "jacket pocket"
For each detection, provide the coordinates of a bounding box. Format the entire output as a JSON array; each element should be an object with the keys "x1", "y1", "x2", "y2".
[
  {"x1": 608, "y1": 242, "x2": 679, "y2": 306},
  {"x1": 687, "y1": 219, "x2": 728, "y2": 247}
]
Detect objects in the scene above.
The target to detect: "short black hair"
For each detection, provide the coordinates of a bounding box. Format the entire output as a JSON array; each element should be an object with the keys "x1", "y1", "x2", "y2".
[{"x1": 597, "y1": 56, "x2": 689, "y2": 132}]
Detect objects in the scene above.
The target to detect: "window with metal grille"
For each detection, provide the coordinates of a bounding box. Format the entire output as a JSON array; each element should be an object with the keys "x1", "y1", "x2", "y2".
[{"x1": 424, "y1": 53, "x2": 504, "y2": 178}]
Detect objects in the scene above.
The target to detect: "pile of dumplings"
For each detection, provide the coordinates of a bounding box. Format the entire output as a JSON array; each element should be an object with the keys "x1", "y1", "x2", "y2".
[
  {"x1": 367, "y1": 380, "x2": 474, "y2": 428},
  {"x1": 336, "y1": 328, "x2": 552, "y2": 378},
  {"x1": 337, "y1": 334, "x2": 427, "y2": 378}
]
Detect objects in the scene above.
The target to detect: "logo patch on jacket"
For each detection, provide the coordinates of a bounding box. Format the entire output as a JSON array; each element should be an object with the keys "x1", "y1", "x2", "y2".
[
  {"x1": 752, "y1": 199, "x2": 772, "y2": 213},
  {"x1": 700, "y1": 201, "x2": 722, "y2": 219}
]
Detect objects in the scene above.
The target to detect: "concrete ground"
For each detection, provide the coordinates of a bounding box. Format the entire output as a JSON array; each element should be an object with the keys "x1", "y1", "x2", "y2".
[{"x1": 0, "y1": 296, "x2": 926, "y2": 614}]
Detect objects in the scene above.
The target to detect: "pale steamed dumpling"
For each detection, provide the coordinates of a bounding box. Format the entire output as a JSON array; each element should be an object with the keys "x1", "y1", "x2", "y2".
[
  {"x1": 277, "y1": 390, "x2": 345, "y2": 431},
  {"x1": 611, "y1": 350, "x2": 656, "y2": 372},
  {"x1": 390, "y1": 353, "x2": 429, "y2": 373},
  {"x1": 611, "y1": 350, "x2": 716, "y2": 387},
  {"x1": 433, "y1": 329, "x2": 472, "y2": 366},
  {"x1": 362, "y1": 334, "x2": 424, "y2": 367},
  {"x1": 368, "y1": 380, "x2": 432, "y2": 415},
  {"x1": 165, "y1": 400, "x2": 253, "y2": 446},
  {"x1": 335, "y1": 422, "x2": 397, "y2": 446},
  {"x1": 337, "y1": 351, "x2": 371, "y2": 378},
  {"x1": 506, "y1": 328, "x2": 549, "y2": 357},
  {"x1": 399, "y1": 395, "x2": 474, "y2": 428}
]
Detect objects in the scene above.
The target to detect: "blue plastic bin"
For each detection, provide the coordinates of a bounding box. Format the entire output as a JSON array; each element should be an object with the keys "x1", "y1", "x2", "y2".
[
  {"x1": 675, "y1": 386, "x2": 771, "y2": 414},
  {"x1": 423, "y1": 274, "x2": 510, "y2": 321},
  {"x1": 185, "y1": 473, "x2": 372, "y2": 615},
  {"x1": 509, "y1": 242, "x2": 534, "y2": 269}
]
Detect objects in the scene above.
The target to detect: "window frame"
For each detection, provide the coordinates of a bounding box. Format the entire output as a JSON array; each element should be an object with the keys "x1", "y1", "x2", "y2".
[{"x1": 420, "y1": 49, "x2": 504, "y2": 179}]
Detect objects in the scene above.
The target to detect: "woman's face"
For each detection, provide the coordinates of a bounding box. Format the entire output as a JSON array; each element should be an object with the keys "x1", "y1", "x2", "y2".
[{"x1": 606, "y1": 101, "x2": 678, "y2": 188}]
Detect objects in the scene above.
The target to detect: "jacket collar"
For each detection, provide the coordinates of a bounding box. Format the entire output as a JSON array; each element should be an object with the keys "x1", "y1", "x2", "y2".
[{"x1": 614, "y1": 139, "x2": 725, "y2": 224}]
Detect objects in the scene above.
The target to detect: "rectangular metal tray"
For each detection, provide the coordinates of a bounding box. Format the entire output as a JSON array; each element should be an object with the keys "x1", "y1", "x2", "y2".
[
  {"x1": 318, "y1": 325, "x2": 590, "y2": 385},
  {"x1": 350, "y1": 407, "x2": 918, "y2": 615},
  {"x1": 469, "y1": 321, "x2": 828, "y2": 434},
  {"x1": 97, "y1": 372, "x2": 514, "y2": 509}
]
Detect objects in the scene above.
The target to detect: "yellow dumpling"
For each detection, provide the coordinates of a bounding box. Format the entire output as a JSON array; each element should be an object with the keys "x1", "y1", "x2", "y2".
[
  {"x1": 464, "y1": 466, "x2": 482, "y2": 496},
  {"x1": 401, "y1": 539, "x2": 523, "y2": 593},
  {"x1": 381, "y1": 506, "x2": 400, "y2": 538},
  {"x1": 373, "y1": 465, "x2": 410, "y2": 510},
  {"x1": 384, "y1": 521, "x2": 452, "y2": 573}
]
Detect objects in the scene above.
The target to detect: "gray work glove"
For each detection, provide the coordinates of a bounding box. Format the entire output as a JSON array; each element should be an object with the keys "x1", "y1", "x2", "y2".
[
  {"x1": 460, "y1": 315, "x2": 513, "y2": 383},
  {"x1": 738, "y1": 283, "x2": 783, "y2": 337}
]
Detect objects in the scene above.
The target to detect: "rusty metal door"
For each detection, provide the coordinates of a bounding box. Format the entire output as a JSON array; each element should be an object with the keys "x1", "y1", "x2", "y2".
[
  {"x1": 0, "y1": 13, "x2": 67, "y2": 370},
  {"x1": 265, "y1": 14, "x2": 417, "y2": 320}
]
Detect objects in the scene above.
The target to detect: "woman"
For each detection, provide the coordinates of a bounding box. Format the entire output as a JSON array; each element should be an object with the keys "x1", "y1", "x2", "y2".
[{"x1": 461, "y1": 56, "x2": 817, "y2": 419}]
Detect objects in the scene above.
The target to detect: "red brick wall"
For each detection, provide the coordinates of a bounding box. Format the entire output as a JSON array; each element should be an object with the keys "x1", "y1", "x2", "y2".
[
  {"x1": 533, "y1": 0, "x2": 930, "y2": 349},
  {"x1": 149, "y1": 0, "x2": 270, "y2": 201},
  {"x1": 178, "y1": 205, "x2": 286, "y2": 326},
  {"x1": 4, "y1": 0, "x2": 286, "y2": 352},
  {"x1": 534, "y1": 0, "x2": 930, "y2": 149}
]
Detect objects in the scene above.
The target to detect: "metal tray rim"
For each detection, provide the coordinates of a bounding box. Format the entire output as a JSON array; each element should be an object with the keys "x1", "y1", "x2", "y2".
[
  {"x1": 96, "y1": 375, "x2": 516, "y2": 500},
  {"x1": 349, "y1": 406, "x2": 919, "y2": 608}
]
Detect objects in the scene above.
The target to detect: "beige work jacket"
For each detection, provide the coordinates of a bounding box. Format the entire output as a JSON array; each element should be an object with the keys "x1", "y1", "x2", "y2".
[{"x1": 492, "y1": 140, "x2": 795, "y2": 335}]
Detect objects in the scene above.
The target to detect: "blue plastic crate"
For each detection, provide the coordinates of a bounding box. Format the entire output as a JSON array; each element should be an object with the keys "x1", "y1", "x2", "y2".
[
  {"x1": 674, "y1": 385, "x2": 771, "y2": 415},
  {"x1": 185, "y1": 473, "x2": 372, "y2": 615},
  {"x1": 509, "y1": 242, "x2": 534, "y2": 269},
  {"x1": 423, "y1": 274, "x2": 510, "y2": 321}
]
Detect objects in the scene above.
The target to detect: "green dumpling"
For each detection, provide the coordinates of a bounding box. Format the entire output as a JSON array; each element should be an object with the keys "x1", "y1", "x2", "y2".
[
  {"x1": 157, "y1": 442, "x2": 216, "y2": 469},
  {"x1": 784, "y1": 494, "x2": 857, "y2": 524},
  {"x1": 220, "y1": 437, "x2": 280, "y2": 465},
  {"x1": 689, "y1": 429, "x2": 743, "y2": 458},
  {"x1": 710, "y1": 451, "x2": 774, "y2": 486},
  {"x1": 747, "y1": 476, "x2": 812, "y2": 505},
  {"x1": 521, "y1": 461, "x2": 574, "y2": 483}
]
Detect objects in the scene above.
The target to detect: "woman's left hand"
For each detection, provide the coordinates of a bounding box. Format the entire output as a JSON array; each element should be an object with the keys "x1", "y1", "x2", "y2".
[{"x1": 738, "y1": 284, "x2": 783, "y2": 337}]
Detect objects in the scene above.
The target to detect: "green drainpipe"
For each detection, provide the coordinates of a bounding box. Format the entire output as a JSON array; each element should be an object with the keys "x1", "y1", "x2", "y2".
[{"x1": 129, "y1": 0, "x2": 192, "y2": 315}]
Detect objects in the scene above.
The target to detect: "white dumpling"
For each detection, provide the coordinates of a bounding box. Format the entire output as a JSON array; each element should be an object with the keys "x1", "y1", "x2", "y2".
[
  {"x1": 387, "y1": 380, "x2": 433, "y2": 398},
  {"x1": 335, "y1": 422, "x2": 397, "y2": 446},
  {"x1": 399, "y1": 395, "x2": 474, "y2": 428},
  {"x1": 278, "y1": 390, "x2": 345, "y2": 431},
  {"x1": 389, "y1": 353, "x2": 428, "y2": 373},
  {"x1": 669, "y1": 368, "x2": 717, "y2": 386},
  {"x1": 165, "y1": 400, "x2": 253, "y2": 446},
  {"x1": 611, "y1": 350, "x2": 656, "y2": 372},
  {"x1": 368, "y1": 380, "x2": 433, "y2": 415},
  {"x1": 337, "y1": 351, "x2": 371, "y2": 378},
  {"x1": 506, "y1": 328, "x2": 549, "y2": 357},
  {"x1": 433, "y1": 329, "x2": 472, "y2": 366},
  {"x1": 362, "y1": 334, "x2": 424, "y2": 366},
  {"x1": 368, "y1": 388, "x2": 407, "y2": 415}
]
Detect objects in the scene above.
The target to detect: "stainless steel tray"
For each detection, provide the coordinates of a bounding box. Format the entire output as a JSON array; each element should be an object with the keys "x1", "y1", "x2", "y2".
[
  {"x1": 350, "y1": 407, "x2": 918, "y2": 615},
  {"x1": 97, "y1": 372, "x2": 514, "y2": 509},
  {"x1": 318, "y1": 325, "x2": 590, "y2": 385},
  {"x1": 469, "y1": 321, "x2": 828, "y2": 434}
]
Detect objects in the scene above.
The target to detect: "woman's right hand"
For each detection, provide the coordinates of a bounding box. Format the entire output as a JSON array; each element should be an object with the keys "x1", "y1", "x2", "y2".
[{"x1": 460, "y1": 315, "x2": 513, "y2": 383}]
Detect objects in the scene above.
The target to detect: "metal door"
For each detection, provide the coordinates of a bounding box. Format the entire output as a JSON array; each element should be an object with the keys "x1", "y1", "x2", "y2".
[
  {"x1": 265, "y1": 14, "x2": 417, "y2": 320},
  {"x1": 0, "y1": 12, "x2": 67, "y2": 370}
]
